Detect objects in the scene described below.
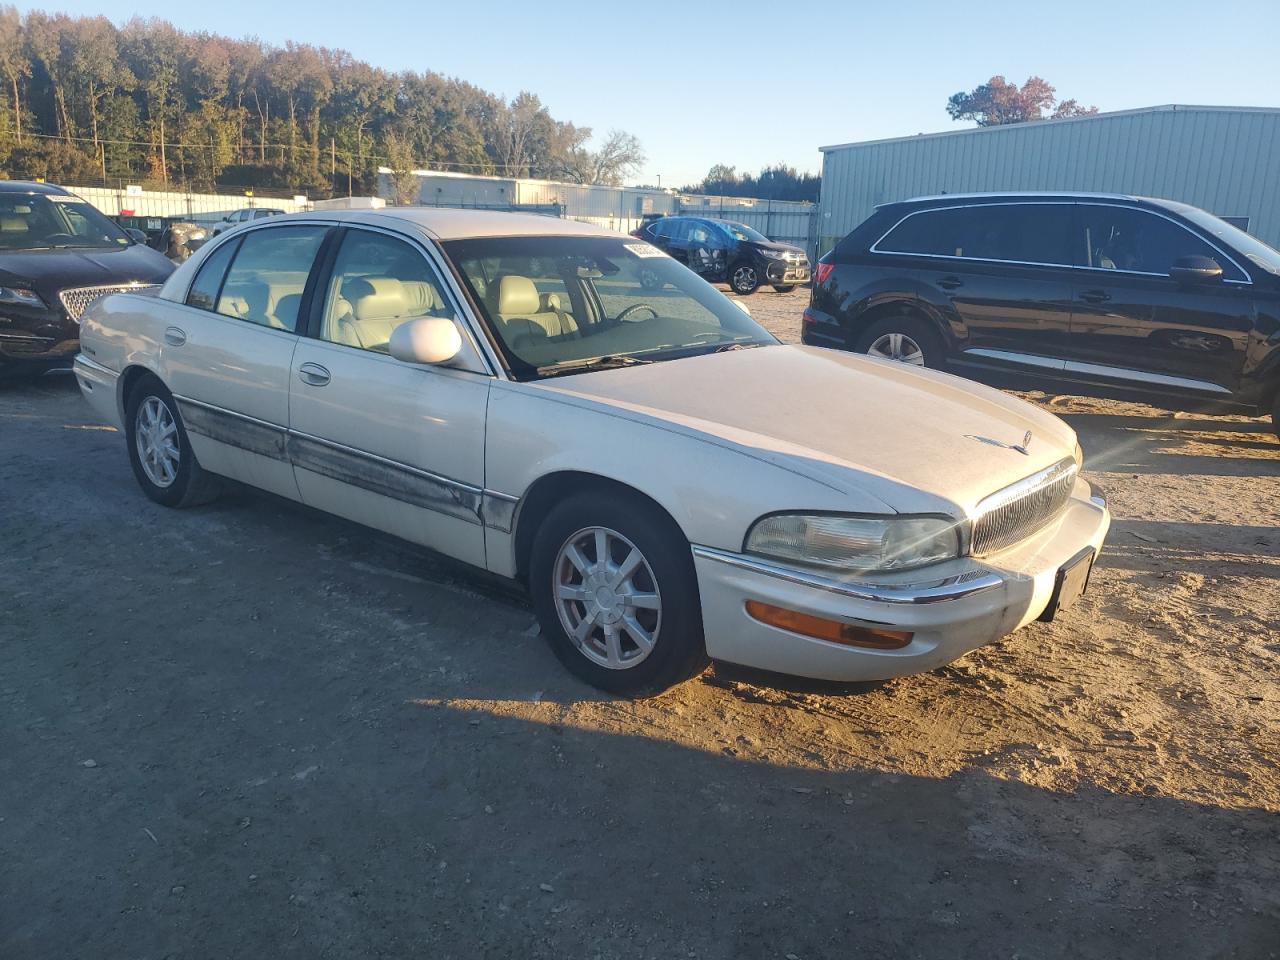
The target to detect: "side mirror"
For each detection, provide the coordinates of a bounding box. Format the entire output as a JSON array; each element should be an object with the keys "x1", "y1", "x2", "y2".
[
  {"x1": 1170, "y1": 255, "x2": 1223, "y2": 284},
  {"x1": 389, "y1": 316, "x2": 463, "y2": 366},
  {"x1": 125, "y1": 228, "x2": 147, "y2": 244}
]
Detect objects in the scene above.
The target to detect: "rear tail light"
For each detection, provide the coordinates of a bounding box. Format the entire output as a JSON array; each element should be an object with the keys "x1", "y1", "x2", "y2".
[{"x1": 814, "y1": 261, "x2": 834, "y2": 284}]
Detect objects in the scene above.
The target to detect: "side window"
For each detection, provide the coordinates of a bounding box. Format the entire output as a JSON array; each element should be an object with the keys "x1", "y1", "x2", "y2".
[
  {"x1": 649, "y1": 219, "x2": 671, "y2": 239},
  {"x1": 254, "y1": 210, "x2": 272, "y2": 220},
  {"x1": 185, "y1": 238, "x2": 239, "y2": 311},
  {"x1": 215, "y1": 225, "x2": 328, "y2": 332},
  {"x1": 1077, "y1": 206, "x2": 1246, "y2": 280},
  {"x1": 320, "y1": 230, "x2": 456, "y2": 353},
  {"x1": 877, "y1": 205, "x2": 1072, "y2": 265}
]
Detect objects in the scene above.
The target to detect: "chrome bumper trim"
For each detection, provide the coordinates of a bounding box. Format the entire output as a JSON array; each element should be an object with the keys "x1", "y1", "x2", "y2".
[
  {"x1": 691, "y1": 546, "x2": 1004, "y2": 605},
  {"x1": 73, "y1": 353, "x2": 119, "y2": 381}
]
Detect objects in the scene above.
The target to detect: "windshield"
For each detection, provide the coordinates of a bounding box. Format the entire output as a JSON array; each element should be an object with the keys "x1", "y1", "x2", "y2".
[
  {"x1": 0, "y1": 191, "x2": 132, "y2": 251},
  {"x1": 719, "y1": 220, "x2": 769, "y2": 243},
  {"x1": 1160, "y1": 200, "x2": 1280, "y2": 277},
  {"x1": 444, "y1": 235, "x2": 776, "y2": 378}
]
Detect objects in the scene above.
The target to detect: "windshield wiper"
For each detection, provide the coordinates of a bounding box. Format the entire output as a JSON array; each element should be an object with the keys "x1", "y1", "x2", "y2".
[
  {"x1": 710, "y1": 341, "x2": 765, "y2": 353},
  {"x1": 535, "y1": 354, "x2": 657, "y2": 378}
]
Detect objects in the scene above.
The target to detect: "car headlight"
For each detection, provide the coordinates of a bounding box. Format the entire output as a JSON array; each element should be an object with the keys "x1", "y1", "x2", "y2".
[
  {"x1": 0, "y1": 286, "x2": 45, "y2": 308},
  {"x1": 745, "y1": 513, "x2": 963, "y2": 573}
]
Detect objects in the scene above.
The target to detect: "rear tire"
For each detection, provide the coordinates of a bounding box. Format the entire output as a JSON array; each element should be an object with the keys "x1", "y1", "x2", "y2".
[
  {"x1": 772, "y1": 284, "x2": 796, "y2": 293},
  {"x1": 529, "y1": 489, "x2": 708, "y2": 696},
  {"x1": 852, "y1": 311, "x2": 946, "y2": 370},
  {"x1": 125, "y1": 375, "x2": 221, "y2": 508}
]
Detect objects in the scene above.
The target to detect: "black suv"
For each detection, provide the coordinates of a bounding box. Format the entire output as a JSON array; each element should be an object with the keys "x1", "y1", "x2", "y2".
[
  {"x1": 804, "y1": 192, "x2": 1280, "y2": 432},
  {"x1": 0, "y1": 181, "x2": 175, "y2": 376},
  {"x1": 632, "y1": 216, "x2": 810, "y2": 294}
]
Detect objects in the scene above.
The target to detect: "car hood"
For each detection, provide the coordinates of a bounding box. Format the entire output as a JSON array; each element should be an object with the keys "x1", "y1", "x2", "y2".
[
  {"x1": 0, "y1": 244, "x2": 174, "y2": 298},
  {"x1": 539, "y1": 345, "x2": 1078, "y2": 515}
]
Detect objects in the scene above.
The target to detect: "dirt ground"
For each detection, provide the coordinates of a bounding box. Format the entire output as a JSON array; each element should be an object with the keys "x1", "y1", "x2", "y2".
[{"x1": 2, "y1": 288, "x2": 1278, "y2": 958}]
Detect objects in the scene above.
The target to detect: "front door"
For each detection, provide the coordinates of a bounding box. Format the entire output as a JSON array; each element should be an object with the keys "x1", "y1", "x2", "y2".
[
  {"x1": 287, "y1": 227, "x2": 490, "y2": 568},
  {"x1": 160, "y1": 223, "x2": 331, "y2": 499},
  {"x1": 1065, "y1": 203, "x2": 1253, "y2": 395}
]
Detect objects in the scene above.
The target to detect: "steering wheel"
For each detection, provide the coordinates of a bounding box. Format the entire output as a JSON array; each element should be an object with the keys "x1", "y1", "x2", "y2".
[{"x1": 616, "y1": 303, "x2": 658, "y2": 323}]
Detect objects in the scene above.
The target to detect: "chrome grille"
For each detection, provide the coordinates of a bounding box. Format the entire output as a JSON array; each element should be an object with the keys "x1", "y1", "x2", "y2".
[
  {"x1": 59, "y1": 283, "x2": 159, "y2": 323},
  {"x1": 970, "y1": 457, "x2": 1079, "y2": 556}
]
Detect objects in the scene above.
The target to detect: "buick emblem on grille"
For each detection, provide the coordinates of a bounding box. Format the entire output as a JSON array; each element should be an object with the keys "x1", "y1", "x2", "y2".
[{"x1": 967, "y1": 430, "x2": 1033, "y2": 455}]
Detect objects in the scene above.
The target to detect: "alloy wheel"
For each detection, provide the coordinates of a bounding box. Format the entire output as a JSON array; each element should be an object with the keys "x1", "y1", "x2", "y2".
[
  {"x1": 867, "y1": 332, "x2": 926, "y2": 365},
  {"x1": 135, "y1": 395, "x2": 180, "y2": 488},
  {"x1": 732, "y1": 265, "x2": 757, "y2": 293},
  {"x1": 552, "y1": 525, "x2": 662, "y2": 670}
]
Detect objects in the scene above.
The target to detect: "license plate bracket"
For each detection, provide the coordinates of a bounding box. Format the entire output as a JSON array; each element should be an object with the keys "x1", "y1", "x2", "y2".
[{"x1": 1038, "y1": 547, "x2": 1095, "y2": 622}]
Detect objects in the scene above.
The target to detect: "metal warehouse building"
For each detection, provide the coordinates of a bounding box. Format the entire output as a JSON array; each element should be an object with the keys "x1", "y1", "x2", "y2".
[{"x1": 818, "y1": 104, "x2": 1280, "y2": 254}]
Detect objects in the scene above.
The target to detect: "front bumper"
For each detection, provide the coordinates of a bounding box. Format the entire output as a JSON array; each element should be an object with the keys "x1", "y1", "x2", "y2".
[
  {"x1": 692, "y1": 479, "x2": 1110, "y2": 681},
  {"x1": 763, "y1": 259, "x2": 810, "y2": 284}
]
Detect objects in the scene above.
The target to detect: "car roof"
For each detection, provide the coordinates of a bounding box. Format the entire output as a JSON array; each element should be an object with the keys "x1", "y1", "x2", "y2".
[
  {"x1": 275, "y1": 207, "x2": 624, "y2": 241},
  {"x1": 0, "y1": 180, "x2": 72, "y2": 195},
  {"x1": 888, "y1": 191, "x2": 1142, "y2": 207}
]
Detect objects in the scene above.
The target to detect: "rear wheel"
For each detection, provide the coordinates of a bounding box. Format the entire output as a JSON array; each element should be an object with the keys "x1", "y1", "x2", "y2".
[
  {"x1": 529, "y1": 489, "x2": 708, "y2": 695},
  {"x1": 125, "y1": 375, "x2": 220, "y2": 508},
  {"x1": 772, "y1": 284, "x2": 797, "y2": 293},
  {"x1": 853, "y1": 312, "x2": 946, "y2": 370},
  {"x1": 729, "y1": 261, "x2": 761, "y2": 295}
]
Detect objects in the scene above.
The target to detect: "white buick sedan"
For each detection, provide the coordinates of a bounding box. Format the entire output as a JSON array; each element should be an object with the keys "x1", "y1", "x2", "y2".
[{"x1": 75, "y1": 210, "x2": 1110, "y2": 694}]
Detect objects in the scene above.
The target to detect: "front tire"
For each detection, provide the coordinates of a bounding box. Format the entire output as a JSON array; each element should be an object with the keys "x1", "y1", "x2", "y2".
[
  {"x1": 772, "y1": 284, "x2": 796, "y2": 293},
  {"x1": 853, "y1": 312, "x2": 946, "y2": 369},
  {"x1": 125, "y1": 375, "x2": 220, "y2": 508},
  {"x1": 1272, "y1": 391, "x2": 1280, "y2": 441},
  {"x1": 729, "y1": 261, "x2": 761, "y2": 296},
  {"x1": 529, "y1": 489, "x2": 708, "y2": 696}
]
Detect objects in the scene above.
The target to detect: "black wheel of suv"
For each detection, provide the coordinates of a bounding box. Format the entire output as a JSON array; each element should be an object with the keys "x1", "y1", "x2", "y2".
[
  {"x1": 772, "y1": 284, "x2": 797, "y2": 293},
  {"x1": 124, "y1": 375, "x2": 221, "y2": 508},
  {"x1": 729, "y1": 261, "x2": 761, "y2": 295},
  {"x1": 853, "y1": 312, "x2": 946, "y2": 370},
  {"x1": 638, "y1": 267, "x2": 663, "y2": 290},
  {"x1": 529, "y1": 488, "x2": 708, "y2": 696}
]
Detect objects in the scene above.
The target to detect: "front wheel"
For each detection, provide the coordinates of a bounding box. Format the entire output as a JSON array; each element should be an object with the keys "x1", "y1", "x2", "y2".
[
  {"x1": 772, "y1": 284, "x2": 797, "y2": 294},
  {"x1": 1272, "y1": 391, "x2": 1280, "y2": 441},
  {"x1": 125, "y1": 375, "x2": 220, "y2": 508},
  {"x1": 529, "y1": 489, "x2": 708, "y2": 695},
  {"x1": 729, "y1": 261, "x2": 761, "y2": 296}
]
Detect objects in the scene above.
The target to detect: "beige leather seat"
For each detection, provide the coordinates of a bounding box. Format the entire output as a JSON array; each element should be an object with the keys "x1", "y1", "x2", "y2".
[
  {"x1": 0, "y1": 215, "x2": 29, "y2": 234},
  {"x1": 331, "y1": 276, "x2": 449, "y2": 350},
  {"x1": 489, "y1": 276, "x2": 576, "y2": 347}
]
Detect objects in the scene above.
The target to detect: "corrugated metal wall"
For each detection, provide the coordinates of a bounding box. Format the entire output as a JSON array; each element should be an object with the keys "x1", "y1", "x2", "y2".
[{"x1": 818, "y1": 106, "x2": 1280, "y2": 253}]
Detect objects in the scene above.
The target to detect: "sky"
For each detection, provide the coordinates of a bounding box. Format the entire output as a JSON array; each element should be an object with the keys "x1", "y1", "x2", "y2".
[{"x1": 14, "y1": 0, "x2": 1280, "y2": 187}]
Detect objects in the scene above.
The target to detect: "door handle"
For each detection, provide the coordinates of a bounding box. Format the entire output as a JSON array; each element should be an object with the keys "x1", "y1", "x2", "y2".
[
  {"x1": 297, "y1": 362, "x2": 331, "y2": 386},
  {"x1": 163, "y1": 326, "x2": 186, "y2": 346},
  {"x1": 936, "y1": 276, "x2": 964, "y2": 290},
  {"x1": 1079, "y1": 289, "x2": 1111, "y2": 304}
]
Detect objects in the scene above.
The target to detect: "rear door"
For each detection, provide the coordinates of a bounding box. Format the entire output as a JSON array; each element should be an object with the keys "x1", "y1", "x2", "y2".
[
  {"x1": 875, "y1": 202, "x2": 1075, "y2": 373},
  {"x1": 1065, "y1": 203, "x2": 1253, "y2": 395},
  {"x1": 160, "y1": 223, "x2": 330, "y2": 499},
  {"x1": 287, "y1": 225, "x2": 491, "y2": 568}
]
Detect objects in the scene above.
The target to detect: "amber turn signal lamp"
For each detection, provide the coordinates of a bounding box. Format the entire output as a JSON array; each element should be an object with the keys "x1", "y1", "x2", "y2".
[{"x1": 745, "y1": 600, "x2": 913, "y2": 650}]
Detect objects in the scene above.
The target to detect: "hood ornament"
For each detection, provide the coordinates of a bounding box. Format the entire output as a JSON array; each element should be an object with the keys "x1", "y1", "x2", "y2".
[{"x1": 967, "y1": 430, "x2": 1033, "y2": 455}]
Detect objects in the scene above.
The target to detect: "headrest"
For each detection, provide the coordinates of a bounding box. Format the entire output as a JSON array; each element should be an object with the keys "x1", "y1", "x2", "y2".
[
  {"x1": 539, "y1": 292, "x2": 562, "y2": 313},
  {"x1": 0, "y1": 215, "x2": 28, "y2": 233},
  {"x1": 343, "y1": 276, "x2": 406, "y2": 321},
  {"x1": 402, "y1": 279, "x2": 443, "y2": 316},
  {"x1": 495, "y1": 275, "x2": 540, "y2": 316}
]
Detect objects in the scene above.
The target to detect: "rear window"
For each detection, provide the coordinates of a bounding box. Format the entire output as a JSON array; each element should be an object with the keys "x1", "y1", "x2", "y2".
[{"x1": 876, "y1": 203, "x2": 1073, "y2": 267}]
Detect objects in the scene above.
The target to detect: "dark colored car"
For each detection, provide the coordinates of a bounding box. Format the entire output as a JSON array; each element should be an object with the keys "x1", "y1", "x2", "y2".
[
  {"x1": 631, "y1": 216, "x2": 810, "y2": 295},
  {"x1": 804, "y1": 192, "x2": 1280, "y2": 433},
  {"x1": 0, "y1": 181, "x2": 175, "y2": 376}
]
